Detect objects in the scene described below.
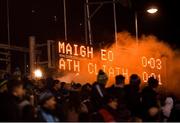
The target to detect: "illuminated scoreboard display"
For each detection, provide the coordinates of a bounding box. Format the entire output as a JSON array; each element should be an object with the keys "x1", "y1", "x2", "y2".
[{"x1": 57, "y1": 41, "x2": 166, "y2": 86}]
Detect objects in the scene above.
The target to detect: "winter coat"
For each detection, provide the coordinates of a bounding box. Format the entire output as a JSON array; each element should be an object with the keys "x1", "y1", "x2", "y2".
[{"x1": 0, "y1": 92, "x2": 22, "y2": 121}]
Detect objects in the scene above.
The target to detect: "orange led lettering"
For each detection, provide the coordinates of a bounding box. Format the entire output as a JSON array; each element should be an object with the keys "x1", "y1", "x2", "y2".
[
  {"x1": 59, "y1": 58, "x2": 65, "y2": 70},
  {"x1": 58, "y1": 42, "x2": 65, "y2": 53},
  {"x1": 74, "y1": 60, "x2": 80, "y2": 72},
  {"x1": 66, "y1": 43, "x2": 72, "y2": 55},
  {"x1": 88, "y1": 63, "x2": 94, "y2": 74},
  {"x1": 74, "y1": 44, "x2": 78, "y2": 56},
  {"x1": 149, "y1": 58, "x2": 155, "y2": 69},
  {"x1": 109, "y1": 67, "x2": 114, "y2": 77},
  {"x1": 122, "y1": 68, "x2": 128, "y2": 79},
  {"x1": 142, "y1": 56, "x2": 147, "y2": 68},
  {"x1": 158, "y1": 74, "x2": 162, "y2": 85},
  {"x1": 102, "y1": 65, "x2": 106, "y2": 72},
  {"x1": 101, "y1": 49, "x2": 107, "y2": 61},
  {"x1": 80, "y1": 46, "x2": 86, "y2": 57},
  {"x1": 87, "y1": 46, "x2": 93, "y2": 58},
  {"x1": 67, "y1": 59, "x2": 72, "y2": 70},
  {"x1": 108, "y1": 51, "x2": 113, "y2": 61},
  {"x1": 156, "y1": 59, "x2": 162, "y2": 70},
  {"x1": 150, "y1": 73, "x2": 156, "y2": 78},
  {"x1": 115, "y1": 67, "x2": 120, "y2": 75},
  {"x1": 142, "y1": 71, "x2": 148, "y2": 82}
]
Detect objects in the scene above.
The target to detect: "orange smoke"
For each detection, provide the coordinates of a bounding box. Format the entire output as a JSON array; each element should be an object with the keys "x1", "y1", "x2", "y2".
[{"x1": 58, "y1": 32, "x2": 180, "y2": 98}]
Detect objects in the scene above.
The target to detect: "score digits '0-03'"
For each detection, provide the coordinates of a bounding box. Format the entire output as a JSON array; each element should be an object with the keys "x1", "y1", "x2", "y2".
[{"x1": 141, "y1": 56, "x2": 162, "y2": 70}]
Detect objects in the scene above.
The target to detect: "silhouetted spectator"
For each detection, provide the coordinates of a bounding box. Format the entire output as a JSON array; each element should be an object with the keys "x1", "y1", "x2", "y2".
[
  {"x1": 107, "y1": 75, "x2": 126, "y2": 105},
  {"x1": 0, "y1": 79, "x2": 25, "y2": 121},
  {"x1": 91, "y1": 70, "x2": 108, "y2": 111},
  {"x1": 59, "y1": 82, "x2": 70, "y2": 101},
  {"x1": 45, "y1": 77, "x2": 54, "y2": 90},
  {"x1": 19, "y1": 94, "x2": 36, "y2": 121},
  {"x1": 141, "y1": 77, "x2": 160, "y2": 121},
  {"x1": 72, "y1": 83, "x2": 82, "y2": 92},
  {"x1": 124, "y1": 74, "x2": 142, "y2": 118},
  {"x1": 81, "y1": 83, "x2": 92, "y2": 101},
  {"x1": 50, "y1": 79, "x2": 65, "y2": 120},
  {"x1": 62, "y1": 91, "x2": 88, "y2": 122},
  {"x1": 107, "y1": 75, "x2": 131, "y2": 121},
  {"x1": 80, "y1": 83, "x2": 93, "y2": 114},
  {"x1": 50, "y1": 80, "x2": 61, "y2": 102}
]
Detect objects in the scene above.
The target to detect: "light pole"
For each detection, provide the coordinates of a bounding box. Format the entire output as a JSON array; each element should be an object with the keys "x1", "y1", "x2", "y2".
[
  {"x1": 135, "y1": 7, "x2": 158, "y2": 44},
  {"x1": 6, "y1": 0, "x2": 11, "y2": 73},
  {"x1": 63, "y1": 0, "x2": 67, "y2": 41}
]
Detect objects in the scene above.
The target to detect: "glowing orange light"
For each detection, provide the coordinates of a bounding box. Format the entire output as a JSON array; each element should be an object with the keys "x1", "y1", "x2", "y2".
[
  {"x1": 88, "y1": 63, "x2": 94, "y2": 74},
  {"x1": 74, "y1": 44, "x2": 78, "y2": 56},
  {"x1": 157, "y1": 74, "x2": 162, "y2": 85},
  {"x1": 87, "y1": 46, "x2": 93, "y2": 58},
  {"x1": 59, "y1": 58, "x2": 66, "y2": 70},
  {"x1": 142, "y1": 56, "x2": 148, "y2": 68},
  {"x1": 108, "y1": 51, "x2": 114, "y2": 62},
  {"x1": 67, "y1": 59, "x2": 72, "y2": 71},
  {"x1": 149, "y1": 58, "x2": 156, "y2": 69},
  {"x1": 80, "y1": 46, "x2": 86, "y2": 57},
  {"x1": 34, "y1": 69, "x2": 43, "y2": 78},
  {"x1": 156, "y1": 59, "x2": 162, "y2": 70},
  {"x1": 115, "y1": 67, "x2": 120, "y2": 75},
  {"x1": 74, "y1": 60, "x2": 80, "y2": 72},
  {"x1": 143, "y1": 71, "x2": 148, "y2": 82},
  {"x1": 66, "y1": 43, "x2": 72, "y2": 55},
  {"x1": 122, "y1": 68, "x2": 129, "y2": 79},
  {"x1": 101, "y1": 49, "x2": 107, "y2": 61},
  {"x1": 58, "y1": 42, "x2": 65, "y2": 53},
  {"x1": 109, "y1": 67, "x2": 115, "y2": 77},
  {"x1": 150, "y1": 72, "x2": 156, "y2": 78}
]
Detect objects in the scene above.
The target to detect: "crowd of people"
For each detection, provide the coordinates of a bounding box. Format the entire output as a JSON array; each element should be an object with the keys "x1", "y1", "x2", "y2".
[{"x1": 0, "y1": 69, "x2": 180, "y2": 122}]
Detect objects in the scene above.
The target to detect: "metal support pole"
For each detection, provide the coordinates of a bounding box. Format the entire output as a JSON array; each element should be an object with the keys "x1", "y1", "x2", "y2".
[
  {"x1": 84, "y1": 2, "x2": 88, "y2": 44},
  {"x1": 63, "y1": 0, "x2": 68, "y2": 41},
  {"x1": 24, "y1": 53, "x2": 27, "y2": 76},
  {"x1": 47, "y1": 40, "x2": 52, "y2": 68},
  {"x1": 51, "y1": 41, "x2": 55, "y2": 67},
  {"x1": 86, "y1": 0, "x2": 92, "y2": 45},
  {"x1": 7, "y1": 0, "x2": 11, "y2": 73},
  {"x1": 113, "y1": 0, "x2": 118, "y2": 47},
  {"x1": 29, "y1": 36, "x2": 36, "y2": 79},
  {"x1": 135, "y1": 11, "x2": 138, "y2": 44},
  {"x1": 47, "y1": 40, "x2": 55, "y2": 68}
]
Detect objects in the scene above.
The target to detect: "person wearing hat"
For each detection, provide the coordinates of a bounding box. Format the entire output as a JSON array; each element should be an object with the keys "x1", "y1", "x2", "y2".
[
  {"x1": 91, "y1": 70, "x2": 108, "y2": 112},
  {"x1": 37, "y1": 91, "x2": 59, "y2": 122},
  {"x1": 96, "y1": 69, "x2": 108, "y2": 86}
]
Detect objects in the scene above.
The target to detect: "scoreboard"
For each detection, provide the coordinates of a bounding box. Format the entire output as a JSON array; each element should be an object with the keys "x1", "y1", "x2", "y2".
[{"x1": 57, "y1": 41, "x2": 166, "y2": 86}]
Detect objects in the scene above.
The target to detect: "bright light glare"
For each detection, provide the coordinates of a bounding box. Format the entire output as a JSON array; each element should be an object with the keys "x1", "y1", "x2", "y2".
[
  {"x1": 147, "y1": 8, "x2": 158, "y2": 14},
  {"x1": 34, "y1": 69, "x2": 42, "y2": 78}
]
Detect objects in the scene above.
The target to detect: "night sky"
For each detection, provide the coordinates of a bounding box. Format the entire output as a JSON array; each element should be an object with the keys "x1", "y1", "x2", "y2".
[
  {"x1": 0, "y1": 0, "x2": 180, "y2": 71},
  {"x1": 0, "y1": 0, "x2": 179, "y2": 48}
]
